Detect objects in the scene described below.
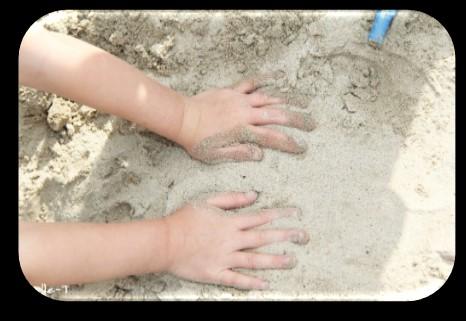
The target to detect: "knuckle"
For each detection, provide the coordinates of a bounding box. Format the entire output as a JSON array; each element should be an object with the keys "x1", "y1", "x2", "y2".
[
  {"x1": 219, "y1": 88, "x2": 233, "y2": 97},
  {"x1": 256, "y1": 231, "x2": 267, "y2": 243},
  {"x1": 259, "y1": 109, "x2": 271, "y2": 121},
  {"x1": 210, "y1": 269, "x2": 224, "y2": 283},
  {"x1": 258, "y1": 211, "x2": 269, "y2": 221},
  {"x1": 247, "y1": 255, "x2": 256, "y2": 269},
  {"x1": 247, "y1": 145, "x2": 262, "y2": 159},
  {"x1": 275, "y1": 256, "x2": 286, "y2": 267},
  {"x1": 245, "y1": 144, "x2": 256, "y2": 154},
  {"x1": 277, "y1": 109, "x2": 288, "y2": 120},
  {"x1": 287, "y1": 230, "x2": 298, "y2": 240},
  {"x1": 262, "y1": 211, "x2": 275, "y2": 223},
  {"x1": 254, "y1": 92, "x2": 267, "y2": 102},
  {"x1": 246, "y1": 107, "x2": 258, "y2": 118},
  {"x1": 219, "y1": 273, "x2": 233, "y2": 286},
  {"x1": 247, "y1": 279, "x2": 257, "y2": 289},
  {"x1": 229, "y1": 274, "x2": 240, "y2": 287},
  {"x1": 278, "y1": 208, "x2": 291, "y2": 218}
]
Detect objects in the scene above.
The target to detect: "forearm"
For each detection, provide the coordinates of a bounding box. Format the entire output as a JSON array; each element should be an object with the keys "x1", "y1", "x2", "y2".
[
  {"x1": 19, "y1": 219, "x2": 169, "y2": 286},
  {"x1": 19, "y1": 26, "x2": 185, "y2": 143}
]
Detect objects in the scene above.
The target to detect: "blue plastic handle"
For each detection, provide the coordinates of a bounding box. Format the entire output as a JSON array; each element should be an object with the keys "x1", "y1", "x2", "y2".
[{"x1": 368, "y1": 10, "x2": 397, "y2": 47}]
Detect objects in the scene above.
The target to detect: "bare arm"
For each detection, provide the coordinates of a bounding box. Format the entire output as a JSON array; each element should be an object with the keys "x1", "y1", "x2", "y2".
[
  {"x1": 18, "y1": 26, "x2": 313, "y2": 289},
  {"x1": 19, "y1": 193, "x2": 309, "y2": 289},
  {"x1": 19, "y1": 218, "x2": 169, "y2": 286},
  {"x1": 19, "y1": 25, "x2": 315, "y2": 163},
  {"x1": 19, "y1": 25, "x2": 185, "y2": 144}
]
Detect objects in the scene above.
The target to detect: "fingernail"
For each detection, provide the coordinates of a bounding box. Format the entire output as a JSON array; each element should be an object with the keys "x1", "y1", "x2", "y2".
[
  {"x1": 272, "y1": 97, "x2": 282, "y2": 104},
  {"x1": 245, "y1": 191, "x2": 258, "y2": 199},
  {"x1": 251, "y1": 147, "x2": 263, "y2": 160},
  {"x1": 287, "y1": 136, "x2": 307, "y2": 153},
  {"x1": 283, "y1": 208, "x2": 299, "y2": 217},
  {"x1": 295, "y1": 137, "x2": 308, "y2": 153},
  {"x1": 290, "y1": 233, "x2": 300, "y2": 243},
  {"x1": 302, "y1": 114, "x2": 317, "y2": 131},
  {"x1": 291, "y1": 208, "x2": 301, "y2": 216},
  {"x1": 291, "y1": 231, "x2": 309, "y2": 244},
  {"x1": 285, "y1": 256, "x2": 297, "y2": 268}
]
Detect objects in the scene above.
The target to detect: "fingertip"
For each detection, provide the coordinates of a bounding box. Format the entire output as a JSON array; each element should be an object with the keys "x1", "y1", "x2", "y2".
[
  {"x1": 294, "y1": 207, "x2": 303, "y2": 220},
  {"x1": 289, "y1": 137, "x2": 308, "y2": 153},
  {"x1": 303, "y1": 117, "x2": 317, "y2": 132},
  {"x1": 206, "y1": 191, "x2": 257, "y2": 209},
  {"x1": 294, "y1": 207, "x2": 303, "y2": 216},
  {"x1": 292, "y1": 230, "x2": 310, "y2": 245},
  {"x1": 272, "y1": 96, "x2": 286, "y2": 105},
  {"x1": 283, "y1": 207, "x2": 301, "y2": 218},
  {"x1": 234, "y1": 79, "x2": 258, "y2": 94},
  {"x1": 245, "y1": 190, "x2": 258, "y2": 200},
  {"x1": 238, "y1": 191, "x2": 259, "y2": 208},
  {"x1": 297, "y1": 142, "x2": 308, "y2": 153},
  {"x1": 250, "y1": 146, "x2": 264, "y2": 161},
  {"x1": 289, "y1": 111, "x2": 317, "y2": 132},
  {"x1": 258, "y1": 280, "x2": 269, "y2": 290},
  {"x1": 284, "y1": 255, "x2": 297, "y2": 269}
]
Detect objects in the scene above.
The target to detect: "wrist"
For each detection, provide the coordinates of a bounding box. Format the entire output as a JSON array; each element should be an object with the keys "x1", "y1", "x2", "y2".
[
  {"x1": 158, "y1": 210, "x2": 187, "y2": 275},
  {"x1": 133, "y1": 80, "x2": 188, "y2": 146},
  {"x1": 172, "y1": 95, "x2": 200, "y2": 151},
  {"x1": 169, "y1": 92, "x2": 189, "y2": 146},
  {"x1": 145, "y1": 217, "x2": 172, "y2": 274}
]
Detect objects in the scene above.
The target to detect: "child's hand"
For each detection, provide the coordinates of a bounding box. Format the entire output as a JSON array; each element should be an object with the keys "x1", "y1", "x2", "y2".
[
  {"x1": 176, "y1": 77, "x2": 316, "y2": 164},
  {"x1": 19, "y1": 29, "x2": 315, "y2": 164},
  {"x1": 162, "y1": 191, "x2": 309, "y2": 290}
]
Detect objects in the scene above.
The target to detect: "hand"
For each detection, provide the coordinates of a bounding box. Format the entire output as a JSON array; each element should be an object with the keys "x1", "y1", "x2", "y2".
[
  {"x1": 163, "y1": 191, "x2": 309, "y2": 290},
  {"x1": 176, "y1": 76, "x2": 317, "y2": 164}
]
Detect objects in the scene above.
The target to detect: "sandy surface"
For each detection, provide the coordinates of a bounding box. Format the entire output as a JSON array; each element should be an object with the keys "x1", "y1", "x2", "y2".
[{"x1": 19, "y1": 10, "x2": 455, "y2": 300}]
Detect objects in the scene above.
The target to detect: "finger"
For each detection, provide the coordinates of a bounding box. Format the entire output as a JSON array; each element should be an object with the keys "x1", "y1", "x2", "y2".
[
  {"x1": 232, "y1": 74, "x2": 276, "y2": 94},
  {"x1": 205, "y1": 191, "x2": 258, "y2": 210},
  {"x1": 239, "y1": 229, "x2": 310, "y2": 249},
  {"x1": 234, "y1": 208, "x2": 300, "y2": 230},
  {"x1": 233, "y1": 79, "x2": 261, "y2": 94},
  {"x1": 250, "y1": 107, "x2": 317, "y2": 131},
  {"x1": 244, "y1": 125, "x2": 307, "y2": 153},
  {"x1": 231, "y1": 252, "x2": 297, "y2": 270},
  {"x1": 212, "y1": 144, "x2": 263, "y2": 163},
  {"x1": 246, "y1": 92, "x2": 284, "y2": 107},
  {"x1": 217, "y1": 270, "x2": 269, "y2": 290}
]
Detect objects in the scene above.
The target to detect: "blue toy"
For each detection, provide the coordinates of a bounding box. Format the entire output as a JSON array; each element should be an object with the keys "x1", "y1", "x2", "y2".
[{"x1": 368, "y1": 10, "x2": 397, "y2": 48}]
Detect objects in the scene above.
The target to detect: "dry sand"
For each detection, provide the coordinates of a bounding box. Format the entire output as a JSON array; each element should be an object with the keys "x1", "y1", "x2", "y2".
[{"x1": 19, "y1": 10, "x2": 455, "y2": 300}]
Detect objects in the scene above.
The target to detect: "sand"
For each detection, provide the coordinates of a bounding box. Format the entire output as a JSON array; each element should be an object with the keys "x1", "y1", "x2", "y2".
[{"x1": 19, "y1": 10, "x2": 455, "y2": 300}]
